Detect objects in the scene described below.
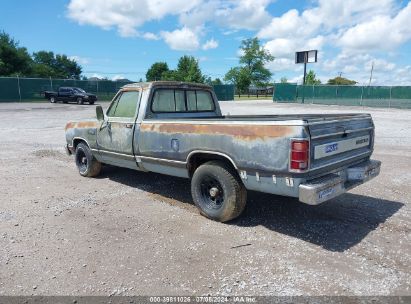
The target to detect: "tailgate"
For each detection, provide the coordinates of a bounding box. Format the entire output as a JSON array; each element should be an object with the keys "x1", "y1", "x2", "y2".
[{"x1": 307, "y1": 114, "x2": 374, "y2": 171}]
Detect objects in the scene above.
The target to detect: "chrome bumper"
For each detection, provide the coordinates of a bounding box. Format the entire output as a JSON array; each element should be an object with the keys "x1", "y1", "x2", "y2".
[{"x1": 299, "y1": 160, "x2": 381, "y2": 205}]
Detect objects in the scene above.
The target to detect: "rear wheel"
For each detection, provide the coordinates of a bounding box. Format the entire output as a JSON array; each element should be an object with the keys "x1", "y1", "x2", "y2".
[
  {"x1": 191, "y1": 161, "x2": 247, "y2": 222},
  {"x1": 77, "y1": 97, "x2": 83, "y2": 105},
  {"x1": 49, "y1": 96, "x2": 56, "y2": 103},
  {"x1": 75, "y1": 142, "x2": 101, "y2": 177}
]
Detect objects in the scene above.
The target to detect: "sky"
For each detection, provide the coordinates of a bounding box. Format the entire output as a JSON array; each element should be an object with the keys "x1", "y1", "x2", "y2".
[{"x1": 1, "y1": 0, "x2": 411, "y2": 85}]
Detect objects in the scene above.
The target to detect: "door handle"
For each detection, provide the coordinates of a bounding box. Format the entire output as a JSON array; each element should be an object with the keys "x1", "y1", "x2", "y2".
[{"x1": 125, "y1": 123, "x2": 133, "y2": 129}]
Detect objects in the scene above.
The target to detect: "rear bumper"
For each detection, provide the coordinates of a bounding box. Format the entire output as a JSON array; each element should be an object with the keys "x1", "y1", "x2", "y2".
[{"x1": 299, "y1": 159, "x2": 381, "y2": 205}]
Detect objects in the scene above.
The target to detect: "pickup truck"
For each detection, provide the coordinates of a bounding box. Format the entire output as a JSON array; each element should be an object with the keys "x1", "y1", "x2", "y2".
[
  {"x1": 45, "y1": 87, "x2": 97, "y2": 105},
  {"x1": 64, "y1": 81, "x2": 381, "y2": 222}
]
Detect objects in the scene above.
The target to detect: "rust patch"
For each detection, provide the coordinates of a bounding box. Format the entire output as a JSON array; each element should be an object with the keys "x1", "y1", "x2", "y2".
[
  {"x1": 122, "y1": 88, "x2": 142, "y2": 92},
  {"x1": 140, "y1": 123, "x2": 295, "y2": 141},
  {"x1": 65, "y1": 121, "x2": 98, "y2": 130}
]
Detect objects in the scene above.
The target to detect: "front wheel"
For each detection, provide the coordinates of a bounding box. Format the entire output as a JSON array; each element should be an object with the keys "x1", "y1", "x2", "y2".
[
  {"x1": 89, "y1": 101, "x2": 95, "y2": 105},
  {"x1": 75, "y1": 142, "x2": 101, "y2": 177},
  {"x1": 77, "y1": 97, "x2": 83, "y2": 105},
  {"x1": 191, "y1": 161, "x2": 247, "y2": 222}
]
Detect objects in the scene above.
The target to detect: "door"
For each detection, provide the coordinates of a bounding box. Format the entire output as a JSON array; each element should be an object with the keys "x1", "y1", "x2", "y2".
[
  {"x1": 58, "y1": 88, "x2": 68, "y2": 102},
  {"x1": 97, "y1": 90, "x2": 141, "y2": 169}
]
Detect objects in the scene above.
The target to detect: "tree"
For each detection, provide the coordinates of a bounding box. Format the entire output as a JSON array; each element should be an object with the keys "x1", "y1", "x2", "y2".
[
  {"x1": 239, "y1": 37, "x2": 274, "y2": 86},
  {"x1": 146, "y1": 62, "x2": 169, "y2": 81},
  {"x1": 327, "y1": 76, "x2": 357, "y2": 85},
  {"x1": 0, "y1": 31, "x2": 32, "y2": 76},
  {"x1": 175, "y1": 55, "x2": 204, "y2": 83},
  {"x1": 280, "y1": 77, "x2": 288, "y2": 83},
  {"x1": 305, "y1": 70, "x2": 321, "y2": 85},
  {"x1": 224, "y1": 67, "x2": 251, "y2": 93},
  {"x1": 160, "y1": 56, "x2": 205, "y2": 83},
  {"x1": 31, "y1": 51, "x2": 82, "y2": 79},
  {"x1": 204, "y1": 77, "x2": 223, "y2": 85}
]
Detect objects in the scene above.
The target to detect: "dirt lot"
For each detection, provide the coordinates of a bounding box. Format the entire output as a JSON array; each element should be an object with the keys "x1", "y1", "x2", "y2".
[{"x1": 0, "y1": 101, "x2": 410, "y2": 296}]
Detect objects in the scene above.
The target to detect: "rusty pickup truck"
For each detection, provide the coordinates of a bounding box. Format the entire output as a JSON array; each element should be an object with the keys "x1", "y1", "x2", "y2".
[{"x1": 65, "y1": 81, "x2": 381, "y2": 222}]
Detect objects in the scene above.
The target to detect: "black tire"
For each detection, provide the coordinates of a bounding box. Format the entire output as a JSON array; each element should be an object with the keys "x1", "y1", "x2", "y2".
[
  {"x1": 89, "y1": 101, "x2": 95, "y2": 105},
  {"x1": 191, "y1": 161, "x2": 247, "y2": 222},
  {"x1": 77, "y1": 97, "x2": 83, "y2": 105},
  {"x1": 49, "y1": 96, "x2": 56, "y2": 103},
  {"x1": 75, "y1": 142, "x2": 101, "y2": 177}
]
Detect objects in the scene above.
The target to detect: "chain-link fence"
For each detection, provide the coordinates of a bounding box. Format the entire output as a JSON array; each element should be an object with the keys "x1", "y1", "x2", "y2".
[
  {"x1": 273, "y1": 83, "x2": 411, "y2": 109},
  {"x1": 0, "y1": 77, "x2": 134, "y2": 102},
  {"x1": 0, "y1": 77, "x2": 235, "y2": 102}
]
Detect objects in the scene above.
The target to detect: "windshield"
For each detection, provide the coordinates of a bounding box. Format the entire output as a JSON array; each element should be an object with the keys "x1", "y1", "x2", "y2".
[{"x1": 73, "y1": 88, "x2": 86, "y2": 93}]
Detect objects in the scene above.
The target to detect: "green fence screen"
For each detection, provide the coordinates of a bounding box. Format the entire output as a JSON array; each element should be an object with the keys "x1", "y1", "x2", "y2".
[
  {"x1": 0, "y1": 77, "x2": 133, "y2": 102},
  {"x1": 213, "y1": 84, "x2": 234, "y2": 101},
  {"x1": 0, "y1": 77, "x2": 235, "y2": 102},
  {"x1": 274, "y1": 84, "x2": 411, "y2": 109}
]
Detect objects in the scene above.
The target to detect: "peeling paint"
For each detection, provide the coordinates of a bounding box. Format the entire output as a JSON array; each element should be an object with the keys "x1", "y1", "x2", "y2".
[{"x1": 141, "y1": 123, "x2": 296, "y2": 141}]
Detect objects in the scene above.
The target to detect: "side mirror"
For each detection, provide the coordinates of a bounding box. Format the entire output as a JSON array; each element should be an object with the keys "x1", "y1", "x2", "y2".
[{"x1": 96, "y1": 105, "x2": 104, "y2": 121}]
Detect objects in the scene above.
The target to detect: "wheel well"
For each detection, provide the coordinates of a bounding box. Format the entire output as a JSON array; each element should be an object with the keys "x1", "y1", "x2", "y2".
[
  {"x1": 72, "y1": 138, "x2": 89, "y2": 149},
  {"x1": 188, "y1": 153, "x2": 237, "y2": 177}
]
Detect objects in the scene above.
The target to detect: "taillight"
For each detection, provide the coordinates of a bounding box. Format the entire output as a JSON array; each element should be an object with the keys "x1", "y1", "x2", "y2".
[{"x1": 290, "y1": 140, "x2": 309, "y2": 171}]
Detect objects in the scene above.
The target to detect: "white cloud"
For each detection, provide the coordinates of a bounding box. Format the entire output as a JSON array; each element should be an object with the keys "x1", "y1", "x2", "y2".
[
  {"x1": 142, "y1": 32, "x2": 160, "y2": 40},
  {"x1": 112, "y1": 74, "x2": 126, "y2": 81},
  {"x1": 202, "y1": 38, "x2": 218, "y2": 50},
  {"x1": 160, "y1": 27, "x2": 200, "y2": 51},
  {"x1": 67, "y1": 0, "x2": 411, "y2": 84},
  {"x1": 338, "y1": 2, "x2": 411, "y2": 51},
  {"x1": 69, "y1": 55, "x2": 89, "y2": 65},
  {"x1": 67, "y1": 0, "x2": 200, "y2": 37},
  {"x1": 215, "y1": 0, "x2": 274, "y2": 30}
]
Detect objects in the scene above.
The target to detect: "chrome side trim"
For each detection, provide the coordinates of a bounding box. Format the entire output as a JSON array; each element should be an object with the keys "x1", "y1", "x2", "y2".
[
  {"x1": 186, "y1": 150, "x2": 238, "y2": 170},
  {"x1": 72, "y1": 137, "x2": 91, "y2": 148},
  {"x1": 138, "y1": 155, "x2": 187, "y2": 165},
  {"x1": 143, "y1": 120, "x2": 306, "y2": 126},
  {"x1": 96, "y1": 149, "x2": 135, "y2": 159}
]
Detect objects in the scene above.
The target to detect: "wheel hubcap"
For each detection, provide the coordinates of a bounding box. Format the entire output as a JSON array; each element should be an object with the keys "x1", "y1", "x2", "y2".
[
  {"x1": 199, "y1": 176, "x2": 224, "y2": 210},
  {"x1": 209, "y1": 187, "x2": 219, "y2": 198}
]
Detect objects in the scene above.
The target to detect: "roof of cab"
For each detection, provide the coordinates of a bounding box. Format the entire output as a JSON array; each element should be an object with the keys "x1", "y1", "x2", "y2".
[{"x1": 121, "y1": 81, "x2": 212, "y2": 90}]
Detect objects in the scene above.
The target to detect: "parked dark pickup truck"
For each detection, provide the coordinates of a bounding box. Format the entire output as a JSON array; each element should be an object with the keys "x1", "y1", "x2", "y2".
[
  {"x1": 45, "y1": 87, "x2": 97, "y2": 104},
  {"x1": 65, "y1": 81, "x2": 381, "y2": 222}
]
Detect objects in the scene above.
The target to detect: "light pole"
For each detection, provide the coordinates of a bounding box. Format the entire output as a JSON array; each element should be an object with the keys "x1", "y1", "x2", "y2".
[{"x1": 295, "y1": 50, "x2": 318, "y2": 103}]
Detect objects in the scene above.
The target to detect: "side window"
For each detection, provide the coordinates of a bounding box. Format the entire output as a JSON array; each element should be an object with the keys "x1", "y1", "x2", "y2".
[
  {"x1": 107, "y1": 91, "x2": 140, "y2": 118},
  {"x1": 196, "y1": 91, "x2": 214, "y2": 111},
  {"x1": 152, "y1": 89, "x2": 186, "y2": 112},
  {"x1": 112, "y1": 91, "x2": 140, "y2": 117},
  {"x1": 106, "y1": 93, "x2": 121, "y2": 117}
]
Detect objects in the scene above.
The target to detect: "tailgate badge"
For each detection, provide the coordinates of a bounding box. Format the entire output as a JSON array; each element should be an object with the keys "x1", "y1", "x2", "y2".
[{"x1": 325, "y1": 143, "x2": 339, "y2": 153}]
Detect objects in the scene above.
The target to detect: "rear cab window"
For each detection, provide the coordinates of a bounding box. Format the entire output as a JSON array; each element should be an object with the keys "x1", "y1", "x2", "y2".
[{"x1": 151, "y1": 89, "x2": 215, "y2": 113}]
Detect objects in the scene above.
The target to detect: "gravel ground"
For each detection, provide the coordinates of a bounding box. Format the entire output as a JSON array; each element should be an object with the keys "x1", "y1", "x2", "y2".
[{"x1": 0, "y1": 101, "x2": 409, "y2": 296}]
